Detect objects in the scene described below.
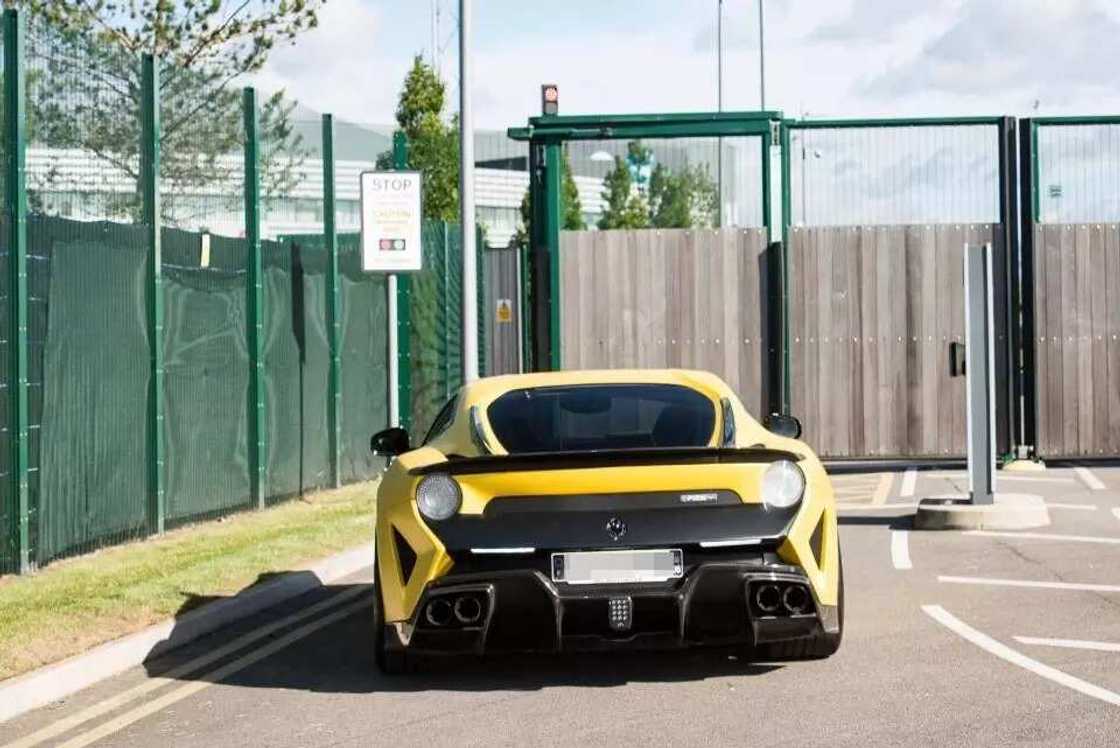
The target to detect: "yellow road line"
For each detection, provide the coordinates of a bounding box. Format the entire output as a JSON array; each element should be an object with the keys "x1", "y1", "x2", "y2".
[
  {"x1": 872, "y1": 473, "x2": 893, "y2": 505},
  {"x1": 5, "y1": 587, "x2": 367, "y2": 748},
  {"x1": 52, "y1": 599, "x2": 367, "y2": 748}
]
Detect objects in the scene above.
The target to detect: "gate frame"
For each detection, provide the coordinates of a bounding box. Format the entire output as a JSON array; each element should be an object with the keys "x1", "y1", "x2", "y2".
[
  {"x1": 779, "y1": 115, "x2": 1022, "y2": 458},
  {"x1": 508, "y1": 110, "x2": 784, "y2": 383},
  {"x1": 1018, "y1": 114, "x2": 1120, "y2": 458}
]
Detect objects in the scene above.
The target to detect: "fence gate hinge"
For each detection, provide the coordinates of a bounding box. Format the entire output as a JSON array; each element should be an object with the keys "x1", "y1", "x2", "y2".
[{"x1": 770, "y1": 121, "x2": 781, "y2": 146}]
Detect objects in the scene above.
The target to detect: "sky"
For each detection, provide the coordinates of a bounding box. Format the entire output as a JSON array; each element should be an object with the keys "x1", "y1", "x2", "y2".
[{"x1": 254, "y1": 0, "x2": 1120, "y2": 130}]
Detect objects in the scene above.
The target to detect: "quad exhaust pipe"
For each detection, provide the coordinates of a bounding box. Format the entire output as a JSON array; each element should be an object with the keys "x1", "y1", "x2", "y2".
[
  {"x1": 424, "y1": 594, "x2": 485, "y2": 627},
  {"x1": 752, "y1": 582, "x2": 813, "y2": 617}
]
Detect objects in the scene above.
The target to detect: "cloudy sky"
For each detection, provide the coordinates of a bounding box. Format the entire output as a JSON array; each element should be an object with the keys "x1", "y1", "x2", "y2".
[{"x1": 255, "y1": 0, "x2": 1120, "y2": 129}]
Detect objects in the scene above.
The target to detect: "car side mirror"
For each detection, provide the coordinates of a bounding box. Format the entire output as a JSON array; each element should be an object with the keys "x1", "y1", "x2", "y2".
[
  {"x1": 763, "y1": 413, "x2": 802, "y2": 440},
  {"x1": 371, "y1": 427, "x2": 410, "y2": 457}
]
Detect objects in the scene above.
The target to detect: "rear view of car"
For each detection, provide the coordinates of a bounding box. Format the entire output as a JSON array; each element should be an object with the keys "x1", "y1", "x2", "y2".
[{"x1": 370, "y1": 370, "x2": 842, "y2": 673}]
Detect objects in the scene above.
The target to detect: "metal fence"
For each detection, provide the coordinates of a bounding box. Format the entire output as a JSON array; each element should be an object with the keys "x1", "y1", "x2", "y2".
[{"x1": 0, "y1": 10, "x2": 473, "y2": 575}]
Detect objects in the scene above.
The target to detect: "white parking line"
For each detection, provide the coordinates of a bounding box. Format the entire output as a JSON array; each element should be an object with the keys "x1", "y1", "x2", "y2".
[
  {"x1": 891, "y1": 530, "x2": 912, "y2": 570},
  {"x1": 1113, "y1": 508, "x2": 1120, "y2": 524},
  {"x1": 900, "y1": 468, "x2": 917, "y2": 498},
  {"x1": 1075, "y1": 467, "x2": 1106, "y2": 491},
  {"x1": 923, "y1": 605, "x2": 1120, "y2": 707},
  {"x1": 836, "y1": 503, "x2": 917, "y2": 511},
  {"x1": 1014, "y1": 636, "x2": 1120, "y2": 653},
  {"x1": 925, "y1": 472, "x2": 1076, "y2": 484},
  {"x1": 939, "y1": 575, "x2": 1120, "y2": 594},
  {"x1": 964, "y1": 530, "x2": 1120, "y2": 545},
  {"x1": 1043, "y1": 503, "x2": 1098, "y2": 511}
]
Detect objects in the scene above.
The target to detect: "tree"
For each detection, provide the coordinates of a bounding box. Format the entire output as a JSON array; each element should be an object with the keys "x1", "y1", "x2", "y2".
[
  {"x1": 598, "y1": 140, "x2": 717, "y2": 230},
  {"x1": 512, "y1": 148, "x2": 583, "y2": 248},
  {"x1": 17, "y1": 1, "x2": 321, "y2": 227},
  {"x1": 377, "y1": 56, "x2": 459, "y2": 222}
]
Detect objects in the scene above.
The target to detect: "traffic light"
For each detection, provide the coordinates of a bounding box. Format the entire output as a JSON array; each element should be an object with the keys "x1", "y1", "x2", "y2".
[{"x1": 541, "y1": 84, "x2": 558, "y2": 116}]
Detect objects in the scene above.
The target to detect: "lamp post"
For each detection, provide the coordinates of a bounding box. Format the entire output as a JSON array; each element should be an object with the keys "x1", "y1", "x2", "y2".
[{"x1": 460, "y1": 0, "x2": 479, "y2": 382}]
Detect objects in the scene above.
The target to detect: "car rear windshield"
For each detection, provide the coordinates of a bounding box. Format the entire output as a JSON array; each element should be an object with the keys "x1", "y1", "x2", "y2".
[{"x1": 486, "y1": 384, "x2": 716, "y2": 453}]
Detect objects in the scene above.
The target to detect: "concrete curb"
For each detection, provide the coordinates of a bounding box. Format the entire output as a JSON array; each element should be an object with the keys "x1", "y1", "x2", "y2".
[
  {"x1": 914, "y1": 493, "x2": 1050, "y2": 531},
  {"x1": 0, "y1": 543, "x2": 373, "y2": 725}
]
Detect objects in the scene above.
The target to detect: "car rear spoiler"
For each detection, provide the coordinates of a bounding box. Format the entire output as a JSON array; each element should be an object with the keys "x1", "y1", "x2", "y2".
[{"x1": 409, "y1": 447, "x2": 803, "y2": 476}]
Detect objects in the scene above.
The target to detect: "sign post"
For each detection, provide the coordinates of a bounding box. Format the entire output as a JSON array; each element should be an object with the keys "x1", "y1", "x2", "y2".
[{"x1": 361, "y1": 161, "x2": 422, "y2": 433}]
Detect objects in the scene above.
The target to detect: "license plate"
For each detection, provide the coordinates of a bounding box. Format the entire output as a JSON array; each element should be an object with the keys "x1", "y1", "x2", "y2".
[{"x1": 551, "y1": 549, "x2": 683, "y2": 585}]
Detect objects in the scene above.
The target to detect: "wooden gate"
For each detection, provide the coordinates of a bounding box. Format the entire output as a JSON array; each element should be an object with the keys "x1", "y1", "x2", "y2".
[
  {"x1": 483, "y1": 247, "x2": 522, "y2": 376},
  {"x1": 788, "y1": 224, "x2": 1006, "y2": 458},
  {"x1": 558, "y1": 228, "x2": 776, "y2": 419}
]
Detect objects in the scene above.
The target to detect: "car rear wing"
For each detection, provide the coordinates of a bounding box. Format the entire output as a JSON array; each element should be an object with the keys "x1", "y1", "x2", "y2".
[{"x1": 409, "y1": 447, "x2": 803, "y2": 476}]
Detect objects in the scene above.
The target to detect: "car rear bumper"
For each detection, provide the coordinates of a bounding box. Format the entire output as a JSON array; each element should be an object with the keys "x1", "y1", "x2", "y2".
[{"x1": 393, "y1": 559, "x2": 839, "y2": 655}]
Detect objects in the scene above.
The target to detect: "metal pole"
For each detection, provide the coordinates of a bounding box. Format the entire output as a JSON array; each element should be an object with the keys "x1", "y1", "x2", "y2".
[
  {"x1": 717, "y1": 0, "x2": 723, "y2": 226},
  {"x1": 141, "y1": 54, "x2": 165, "y2": 533},
  {"x1": 243, "y1": 87, "x2": 265, "y2": 509},
  {"x1": 758, "y1": 0, "x2": 766, "y2": 109},
  {"x1": 390, "y1": 132, "x2": 412, "y2": 434},
  {"x1": 460, "y1": 0, "x2": 479, "y2": 382},
  {"x1": 322, "y1": 114, "x2": 341, "y2": 488},
  {"x1": 964, "y1": 243, "x2": 996, "y2": 505},
  {"x1": 4, "y1": 8, "x2": 30, "y2": 573}
]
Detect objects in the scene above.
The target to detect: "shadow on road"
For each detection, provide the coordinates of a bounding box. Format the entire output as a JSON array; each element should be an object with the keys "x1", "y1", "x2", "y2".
[
  {"x1": 837, "y1": 514, "x2": 913, "y2": 530},
  {"x1": 143, "y1": 576, "x2": 782, "y2": 695}
]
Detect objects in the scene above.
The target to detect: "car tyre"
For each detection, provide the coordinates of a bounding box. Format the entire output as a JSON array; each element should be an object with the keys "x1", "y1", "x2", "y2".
[
  {"x1": 373, "y1": 558, "x2": 411, "y2": 675},
  {"x1": 754, "y1": 551, "x2": 844, "y2": 661}
]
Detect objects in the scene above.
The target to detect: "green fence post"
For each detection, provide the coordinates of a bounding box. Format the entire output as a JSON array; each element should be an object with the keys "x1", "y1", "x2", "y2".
[
  {"x1": 243, "y1": 88, "x2": 265, "y2": 508},
  {"x1": 322, "y1": 114, "x2": 341, "y2": 488},
  {"x1": 544, "y1": 142, "x2": 562, "y2": 370},
  {"x1": 476, "y1": 231, "x2": 485, "y2": 377},
  {"x1": 141, "y1": 54, "x2": 164, "y2": 533},
  {"x1": 778, "y1": 121, "x2": 792, "y2": 416},
  {"x1": 392, "y1": 131, "x2": 412, "y2": 435},
  {"x1": 4, "y1": 8, "x2": 29, "y2": 573}
]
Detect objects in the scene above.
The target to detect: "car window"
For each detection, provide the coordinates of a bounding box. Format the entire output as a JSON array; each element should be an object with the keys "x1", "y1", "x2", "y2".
[
  {"x1": 423, "y1": 396, "x2": 458, "y2": 445},
  {"x1": 486, "y1": 384, "x2": 716, "y2": 454}
]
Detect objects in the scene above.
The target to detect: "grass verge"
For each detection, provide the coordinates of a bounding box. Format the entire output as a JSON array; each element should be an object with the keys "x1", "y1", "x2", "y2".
[{"x1": 0, "y1": 480, "x2": 377, "y2": 682}]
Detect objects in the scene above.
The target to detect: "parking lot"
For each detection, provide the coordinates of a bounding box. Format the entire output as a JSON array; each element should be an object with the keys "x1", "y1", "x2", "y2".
[{"x1": 4, "y1": 466, "x2": 1120, "y2": 747}]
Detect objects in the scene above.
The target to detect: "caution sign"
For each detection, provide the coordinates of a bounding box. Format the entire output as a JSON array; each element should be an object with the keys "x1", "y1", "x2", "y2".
[
  {"x1": 496, "y1": 298, "x2": 513, "y2": 323},
  {"x1": 359, "y1": 171, "x2": 423, "y2": 273}
]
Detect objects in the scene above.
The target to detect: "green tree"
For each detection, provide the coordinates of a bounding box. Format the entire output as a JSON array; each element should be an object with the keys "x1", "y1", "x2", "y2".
[
  {"x1": 18, "y1": 1, "x2": 321, "y2": 227},
  {"x1": 512, "y1": 148, "x2": 582, "y2": 248},
  {"x1": 649, "y1": 163, "x2": 718, "y2": 229},
  {"x1": 377, "y1": 56, "x2": 459, "y2": 221},
  {"x1": 597, "y1": 154, "x2": 649, "y2": 229}
]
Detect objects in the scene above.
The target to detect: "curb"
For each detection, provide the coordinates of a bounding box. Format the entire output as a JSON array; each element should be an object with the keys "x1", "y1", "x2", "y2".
[{"x1": 0, "y1": 543, "x2": 374, "y2": 725}]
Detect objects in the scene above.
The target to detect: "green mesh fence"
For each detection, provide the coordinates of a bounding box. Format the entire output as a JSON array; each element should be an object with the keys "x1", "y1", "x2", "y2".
[
  {"x1": 409, "y1": 222, "x2": 463, "y2": 442},
  {"x1": 161, "y1": 229, "x2": 251, "y2": 523},
  {"x1": 338, "y1": 234, "x2": 389, "y2": 482},
  {"x1": 263, "y1": 236, "x2": 331, "y2": 500},
  {"x1": 0, "y1": 23, "x2": 10, "y2": 573}
]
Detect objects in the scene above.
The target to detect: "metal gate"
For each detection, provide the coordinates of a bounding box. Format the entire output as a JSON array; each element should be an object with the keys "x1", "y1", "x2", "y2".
[
  {"x1": 483, "y1": 246, "x2": 522, "y2": 375},
  {"x1": 1022, "y1": 117, "x2": 1120, "y2": 458}
]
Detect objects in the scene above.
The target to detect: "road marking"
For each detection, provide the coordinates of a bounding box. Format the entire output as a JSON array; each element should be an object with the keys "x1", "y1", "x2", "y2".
[
  {"x1": 1043, "y1": 502, "x2": 1097, "y2": 511},
  {"x1": 964, "y1": 530, "x2": 1120, "y2": 545},
  {"x1": 924, "y1": 472, "x2": 1076, "y2": 484},
  {"x1": 1113, "y1": 508, "x2": 1120, "y2": 524},
  {"x1": 891, "y1": 530, "x2": 912, "y2": 570},
  {"x1": 922, "y1": 605, "x2": 1120, "y2": 707},
  {"x1": 872, "y1": 473, "x2": 893, "y2": 505},
  {"x1": 4, "y1": 587, "x2": 368, "y2": 748},
  {"x1": 836, "y1": 502, "x2": 917, "y2": 511},
  {"x1": 939, "y1": 575, "x2": 1120, "y2": 594},
  {"x1": 1014, "y1": 636, "x2": 1120, "y2": 653},
  {"x1": 51, "y1": 599, "x2": 367, "y2": 748},
  {"x1": 900, "y1": 468, "x2": 917, "y2": 498},
  {"x1": 1075, "y1": 466, "x2": 1106, "y2": 491}
]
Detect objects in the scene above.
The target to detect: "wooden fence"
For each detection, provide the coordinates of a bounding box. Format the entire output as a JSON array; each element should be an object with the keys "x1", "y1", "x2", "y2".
[
  {"x1": 1032, "y1": 223, "x2": 1120, "y2": 458},
  {"x1": 559, "y1": 228, "x2": 775, "y2": 419}
]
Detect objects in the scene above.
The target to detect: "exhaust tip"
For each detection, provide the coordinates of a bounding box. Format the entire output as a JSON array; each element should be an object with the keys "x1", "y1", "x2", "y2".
[
  {"x1": 754, "y1": 583, "x2": 782, "y2": 614},
  {"x1": 454, "y1": 595, "x2": 483, "y2": 625},
  {"x1": 782, "y1": 585, "x2": 810, "y2": 615},
  {"x1": 425, "y1": 597, "x2": 453, "y2": 627}
]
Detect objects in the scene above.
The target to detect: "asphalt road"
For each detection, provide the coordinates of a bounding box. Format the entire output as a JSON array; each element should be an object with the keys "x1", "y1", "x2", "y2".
[{"x1": 5, "y1": 466, "x2": 1120, "y2": 747}]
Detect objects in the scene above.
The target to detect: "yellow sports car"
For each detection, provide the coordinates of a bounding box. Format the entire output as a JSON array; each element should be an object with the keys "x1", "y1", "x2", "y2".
[{"x1": 370, "y1": 369, "x2": 842, "y2": 673}]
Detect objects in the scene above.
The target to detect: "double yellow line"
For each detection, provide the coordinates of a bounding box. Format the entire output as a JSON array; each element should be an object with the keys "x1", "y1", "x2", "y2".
[{"x1": 5, "y1": 587, "x2": 369, "y2": 748}]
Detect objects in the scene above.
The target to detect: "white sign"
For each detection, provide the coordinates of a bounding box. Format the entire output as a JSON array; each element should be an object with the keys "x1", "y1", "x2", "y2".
[{"x1": 360, "y1": 171, "x2": 423, "y2": 273}]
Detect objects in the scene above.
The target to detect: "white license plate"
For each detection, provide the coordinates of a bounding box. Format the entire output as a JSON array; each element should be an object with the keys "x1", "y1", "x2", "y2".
[{"x1": 551, "y1": 549, "x2": 683, "y2": 585}]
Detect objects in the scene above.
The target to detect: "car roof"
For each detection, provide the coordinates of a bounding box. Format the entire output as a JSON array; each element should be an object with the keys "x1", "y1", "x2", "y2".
[{"x1": 459, "y1": 369, "x2": 731, "y2": 406}]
